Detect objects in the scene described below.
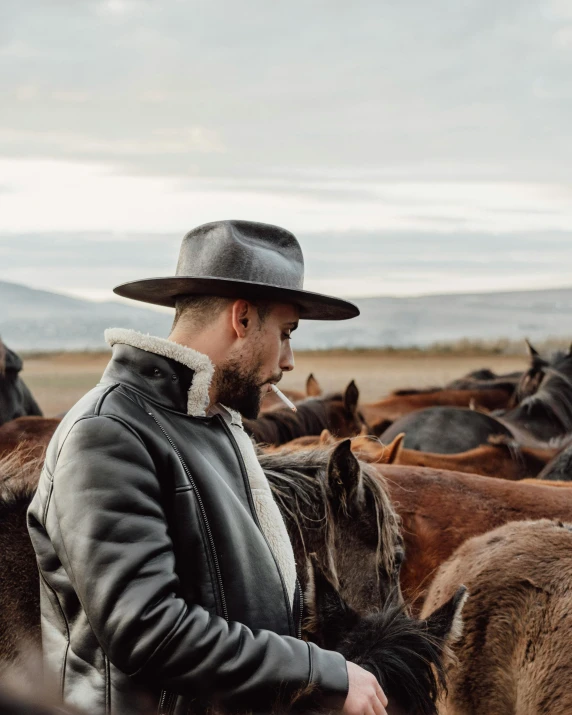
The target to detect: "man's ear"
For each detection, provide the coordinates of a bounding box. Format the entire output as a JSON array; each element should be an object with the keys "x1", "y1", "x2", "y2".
[{"x1": 230, "y1": 300, "x2": 253, "y2": 338}]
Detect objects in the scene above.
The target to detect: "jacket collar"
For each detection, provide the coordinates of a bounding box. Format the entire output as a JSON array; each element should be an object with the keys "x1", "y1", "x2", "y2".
[{"x1": 104, "y1": 328, "x2": 214, "y2": 417}]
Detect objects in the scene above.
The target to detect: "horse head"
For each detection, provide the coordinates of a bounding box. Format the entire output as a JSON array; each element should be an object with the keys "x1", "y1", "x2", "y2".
[
  {"x1": 262, "y1": 439, "x2": 403, "y2": 614},
  {"x1": 323, "y1": 380, "x2": 370, "y2": 439},
  {"x1": 513, "y1": 339, "x2": 551, "y2": 404},
  {"x1": 306, "y1": 557, "x2": 467, "y2": 715}
]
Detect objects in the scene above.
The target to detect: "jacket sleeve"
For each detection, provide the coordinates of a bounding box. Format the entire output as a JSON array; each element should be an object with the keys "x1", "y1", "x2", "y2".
[{"x1": 46, "y1": 415, "x2": 348, "y2": 710}]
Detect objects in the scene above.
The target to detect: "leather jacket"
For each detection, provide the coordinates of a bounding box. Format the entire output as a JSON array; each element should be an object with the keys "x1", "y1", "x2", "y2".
[{"x1": 27, "y1": 341, "x2": 348, "y2": 715}]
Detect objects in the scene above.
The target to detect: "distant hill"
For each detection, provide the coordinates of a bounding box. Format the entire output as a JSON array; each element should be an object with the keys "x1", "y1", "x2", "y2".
[
  {"x1": 0, "y1": 281, "x2": 171, "y2": 351},
  {"x1": 1, "y1": 280, "x2": 571, "y2": 352}
]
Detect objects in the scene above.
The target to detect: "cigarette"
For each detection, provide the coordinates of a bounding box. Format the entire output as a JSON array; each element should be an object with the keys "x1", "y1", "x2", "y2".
[{"x1": 271, "y1": 384, "x2": 298, "y2": 412}]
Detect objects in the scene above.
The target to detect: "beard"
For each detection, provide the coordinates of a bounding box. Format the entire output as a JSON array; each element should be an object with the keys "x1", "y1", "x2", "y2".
[{"x1": 213, "y1": 352, "x2": 273, "y2": 419}]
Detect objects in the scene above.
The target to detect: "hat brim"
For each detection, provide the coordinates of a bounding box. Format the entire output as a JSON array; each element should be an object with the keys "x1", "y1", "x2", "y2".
[{"x1": 113, "y1": 276, "x2": 359, "y2": 321}]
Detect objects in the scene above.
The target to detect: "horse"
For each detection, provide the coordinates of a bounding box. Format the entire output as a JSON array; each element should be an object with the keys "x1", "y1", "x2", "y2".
[
  {"x1": 379, "y1": 343, "x2": 572, "y2": 452},
  {"x1": 445, "y1": 367, "x2": 523, "y2": 396},
  {"x1": 379, "y1": 407, "x2": 513, "y2": 453},
  {"x1": 351, "y1": 433, "x2": 557, "y2": 480},
  {"x1": 0, "y1": 339, "x2": 43, "y2": 427},
  {"x1": 0, "y1": 452, "x2": 42, "y2": 666},
  {"x1": 261, "y1": 440, "x2": 403, "y2": 614},
  {"x1": 422, "y1": 519, "x2": 572, "y2": 715},
  {"x1": 244, "y1": 380, "x2": 368, "y2": 446},
  {"x1": 306, "y1": 559, "x2": 466, "y2": 715},
  {"x1": 533, "y1": 439, "x2": 572, "y2": 481},
  {"x1": 361, "y1": 388, "x2": 512, "y2": 437},
  {"x1": 535, "y1": 444, "x2": 572, "y2": 481},
  {"x1": 374, "y1": 464, "x2": 572, "y2": 610},
  {"x1": 259, "y1": 373, "x2": 322, "y2": 412},
  {"x1": 0, "y1": 417, "x2": 61, "y2": 461}
]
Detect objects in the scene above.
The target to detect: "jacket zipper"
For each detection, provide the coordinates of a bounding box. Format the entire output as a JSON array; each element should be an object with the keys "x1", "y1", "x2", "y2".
[
  {"x1": 216, "y1": 415, "x2": 299, "y2": 638},
  {"x1": 297, "y1": 581, "x2": 304, "y2": 639},
  {"x1": 147, "y1": 412, "x2": 229, "y2": 715}
]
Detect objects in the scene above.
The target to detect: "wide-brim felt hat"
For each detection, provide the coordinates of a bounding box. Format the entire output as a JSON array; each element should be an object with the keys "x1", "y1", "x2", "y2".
[{"x1": 113, "y1": 220, "x2": 359, "y2": 321}]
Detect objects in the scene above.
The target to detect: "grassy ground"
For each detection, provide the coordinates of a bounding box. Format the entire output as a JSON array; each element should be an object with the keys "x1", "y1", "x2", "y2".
[{"x1": 21, "y1": 349, "x2": 528, "y2": 417}]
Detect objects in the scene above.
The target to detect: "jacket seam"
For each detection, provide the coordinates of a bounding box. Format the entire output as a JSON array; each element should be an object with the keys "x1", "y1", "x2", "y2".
[
  {"x1": 38, "y1": 570, "x2": 71, "y2": 698},
  {"x1": 94, "y1": 383, "x2": 121, "y2": 415},
  {"x1": 42, "y1": 479, "x2": 54, "y2": 526},
  {"x1": 104, "y1": 653, "x2": 111, "y2": 715}
]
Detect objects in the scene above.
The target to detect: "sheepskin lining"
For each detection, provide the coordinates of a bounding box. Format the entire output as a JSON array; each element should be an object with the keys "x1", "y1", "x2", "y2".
[{"x1": 104, "y1": 328, "x2": 214, "y2": 416}]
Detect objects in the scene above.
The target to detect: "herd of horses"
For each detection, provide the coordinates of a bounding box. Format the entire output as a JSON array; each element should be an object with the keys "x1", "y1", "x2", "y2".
[{"x1": 2, "y1": 337, "x2": 572, "y2": 713}]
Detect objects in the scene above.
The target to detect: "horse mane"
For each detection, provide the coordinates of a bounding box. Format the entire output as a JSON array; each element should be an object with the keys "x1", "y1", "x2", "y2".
[
  {"x1": 390, "y1": 387, "x2": 442, "y2": 396},
  {"x1": 0, "y1": 447, "x2": 42, "y2": 505},
  {"x1": 245, "y1": 394, "x2": 343, "y2": 445},
  {"x1": 259, "y1": 446, "x2": 400, "y2": 578}
]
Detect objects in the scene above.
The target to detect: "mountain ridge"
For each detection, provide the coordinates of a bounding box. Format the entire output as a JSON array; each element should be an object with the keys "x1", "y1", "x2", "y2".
[{"x1": 1, "y1": 280, "x2": 571, "y2": 352}]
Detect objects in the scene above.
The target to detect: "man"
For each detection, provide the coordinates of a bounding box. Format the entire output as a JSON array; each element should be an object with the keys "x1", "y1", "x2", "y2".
[{"x1": 27, "y1": 221, "x2": 388, "y2": 715}]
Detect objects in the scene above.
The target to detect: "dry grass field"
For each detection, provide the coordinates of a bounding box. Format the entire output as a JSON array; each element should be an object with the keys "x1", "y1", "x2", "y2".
[{"x1": 21, "y1": 349, "x2": 528, "y2": 417}]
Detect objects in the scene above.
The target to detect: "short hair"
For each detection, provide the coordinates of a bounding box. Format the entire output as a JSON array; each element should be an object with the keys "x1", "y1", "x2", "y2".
[{"x1": 171, "y1": 295, "x2": 273, "y2": 332}]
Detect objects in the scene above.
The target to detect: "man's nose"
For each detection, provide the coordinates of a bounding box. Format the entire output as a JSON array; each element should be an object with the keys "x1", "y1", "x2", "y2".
[{"x1": 280, "y1": 343, "x2": 295, "y2": 372}]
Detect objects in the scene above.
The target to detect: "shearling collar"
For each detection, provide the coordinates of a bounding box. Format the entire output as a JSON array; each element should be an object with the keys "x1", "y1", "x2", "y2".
[{"x1": 104, "y1": 328, "x2": 215, "y2": 417}]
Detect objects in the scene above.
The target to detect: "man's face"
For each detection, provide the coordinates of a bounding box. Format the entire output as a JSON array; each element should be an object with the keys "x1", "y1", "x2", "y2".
[{"x1": 214, "y1": 302, "x2": 299, "y2": 418}]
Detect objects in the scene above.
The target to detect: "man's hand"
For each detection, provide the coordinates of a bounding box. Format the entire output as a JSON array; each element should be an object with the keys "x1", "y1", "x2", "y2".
[{"x1": 341, "y1": 662, "x2": 388, "y2": 715}]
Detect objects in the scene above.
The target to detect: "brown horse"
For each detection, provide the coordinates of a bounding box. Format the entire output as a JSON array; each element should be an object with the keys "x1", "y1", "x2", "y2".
[
  {"x1": 422, "y1": 519, "x2": 572, "y2": 715},
  {"x1": 374, "y1": 464, "x2": 572, "y2": 610},
  {"x1": 361, "y1": 388, "x2": 513, "y2": 436},
  {"x1": 259, "y1": 373, "x2": 322, "y2": 412},
  {"x1": 272, "y1": 432, "x2": 556, "y2": 481},
  {"x1": 244, "y1": 380, "x2": 368, "y2": 446},
  {"x1": 350, "y1": 433, "x2": 557, "y2": 480},
  {"x1": 0, "y1": 417, "x2": 61, "y2": 461}
]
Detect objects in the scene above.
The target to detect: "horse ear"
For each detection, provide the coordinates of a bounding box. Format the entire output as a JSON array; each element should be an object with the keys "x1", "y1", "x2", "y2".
[
  {"x1": 343, "y1": 380, "x2": 359, "y2": 415},
  {"x1": 306, "y1": 373, "x2": 322, "y2": 397},
  {"x1": 319, "y1": 429, "x2": 334, "y2": 445},
  {"x1": 524, "y1": 338, "x2": 548, "y2": 368},
  {"x1": 424, "y1": 585, "x2": 468, "y2": 646},
  {"x1": 382, "y1": 433, "x2": 405, "y2": 464},
  {"x1": 306, "y1": 556, "x2": 358, "y2": 649},
  {"x1": 327, "y1": 439, "x2": 362, "y2": 511},
  {"x1": 525, "y1": 338, "x2": 540, "y2": 359}
]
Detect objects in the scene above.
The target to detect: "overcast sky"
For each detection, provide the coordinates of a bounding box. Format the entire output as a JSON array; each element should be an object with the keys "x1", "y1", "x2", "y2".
[{"x1": 1, "y1": 0, "x2": 571, "y2": 300}]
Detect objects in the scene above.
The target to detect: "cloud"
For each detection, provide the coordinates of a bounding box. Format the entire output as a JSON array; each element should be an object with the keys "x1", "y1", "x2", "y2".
[
  {"x1": 0, "y1": 158, "x2": 571, "y2": 235},
  {"x1": 0, "y1": 0, "x2": 571, "y2": 186},
  {"x1": 1, "y1": 230, "x2": 571, "y2": 301}
]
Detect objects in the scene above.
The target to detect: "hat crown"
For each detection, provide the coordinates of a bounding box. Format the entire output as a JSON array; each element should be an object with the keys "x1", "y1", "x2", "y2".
[{"x1": 176, "y1": 220, "x2": 305, "y2": 290}]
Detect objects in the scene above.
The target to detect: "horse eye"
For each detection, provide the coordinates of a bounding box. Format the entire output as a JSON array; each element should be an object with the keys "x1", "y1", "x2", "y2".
[{"x1": 394, "y1": 550, "x2": 405, "y2": 568}]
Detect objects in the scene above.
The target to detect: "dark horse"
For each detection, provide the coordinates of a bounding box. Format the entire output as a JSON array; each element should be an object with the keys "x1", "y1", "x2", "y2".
[
  {"x1": 308, "y1": 560, "x2": 466, "y2": 715},
  {"x1": 381, "y1": 343, "x2": 572, "y2": 453},
  {"x1": 244, "y1": 380, "x2": 368, "y2": 446},
  {"x1": 0, "y1": 339, "x2": 42, "y2": 427},
  {"x1": 536, "y1": 439, "x2": 572, "y2": 481},
  {"x1": 1, "y1": 444, "x2": 459, "y2": 712}
]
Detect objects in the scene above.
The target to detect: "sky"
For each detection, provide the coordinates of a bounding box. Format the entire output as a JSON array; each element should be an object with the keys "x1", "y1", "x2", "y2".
[{"x1": 1, "y1": 0, "x2": 571, "y2": 301}]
